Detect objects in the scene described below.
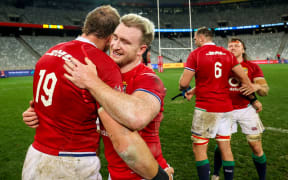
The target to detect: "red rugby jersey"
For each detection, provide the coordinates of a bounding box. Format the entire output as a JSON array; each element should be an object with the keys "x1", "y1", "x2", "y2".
[
  {"x1": 32, "y1": 38, "x2": 122, "y2": 156},
  {"x1": 185, "y1": 43, "x2": 239, "y2": 112},
  {"x1": 229, "y1": 60, "x2": 264, "y2": 109},
  {"x1": 101, "y1": 63, "x2": 168, "y2": 180}
]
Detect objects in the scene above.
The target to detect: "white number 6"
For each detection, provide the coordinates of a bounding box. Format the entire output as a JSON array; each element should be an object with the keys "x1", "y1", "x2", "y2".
[{"x1": 215, "y1": 62, "x2": 222, "y2": 78}]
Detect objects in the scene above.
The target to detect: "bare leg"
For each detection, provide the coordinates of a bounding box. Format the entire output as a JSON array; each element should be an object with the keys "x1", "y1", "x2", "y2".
[
  {"x1": 248, "y1": 140, "x2": 263, "y2": 157},
  {"x1": 249, "y1": 140, "x2": 266, "y2": 180},
  {"x1": 217, "y1": 141, "x2": 234, "y2": 180},
  {"x1": 193, "y1": 144, "x2": 210, "y2": 180}
]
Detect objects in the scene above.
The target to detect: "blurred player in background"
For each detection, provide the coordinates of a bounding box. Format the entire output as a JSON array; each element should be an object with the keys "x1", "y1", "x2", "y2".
[
  {"x1": 179, "y1": 27, "x2": 254, "y2": 180},
  {"x1": 64, "y1": 13, "x2": 174, "y2": 180},
  {"x1": 212, "y1": 37, "x2": 269, "y2": 180},
  {"x1": 22, "y1": 6, "x2": 170, "y2": 180},
  {"x1": 142, "y1": 46, "x2": 154, "y2": 70}
]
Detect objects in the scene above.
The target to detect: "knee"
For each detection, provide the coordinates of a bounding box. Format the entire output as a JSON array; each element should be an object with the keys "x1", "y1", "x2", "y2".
[
  {"x1": 191, "y1": 135, "x2": 209, "y2": 154},
  {"x1": 246, "y1": 134, "x2": 262, "y2": 142},
  {"x1": 250, "y1": 145, "x2": 263, "y2": 157},
  {"x1": 192, "y1": 144, "x2": 198, "y2": 155},
  {"x1": 217, "y1": 142, "x2": 233, "y2": 161},
  {"x1": 246, "y1": 134, "x2": 263, "y2": 156}
]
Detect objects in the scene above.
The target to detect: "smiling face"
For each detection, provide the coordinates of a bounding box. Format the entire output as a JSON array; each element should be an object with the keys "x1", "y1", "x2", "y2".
[{"x1": 109, "y1": 23, "x2": 146, "y2": 68}]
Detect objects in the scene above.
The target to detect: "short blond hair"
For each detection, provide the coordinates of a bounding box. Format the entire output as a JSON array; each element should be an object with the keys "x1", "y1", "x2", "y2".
[
  {"x1": 82, "y1": 5, "x2": 120, "y2": 38},
  {"x1": 120, "y1": 14, "x2": 154, "y2": 46}
]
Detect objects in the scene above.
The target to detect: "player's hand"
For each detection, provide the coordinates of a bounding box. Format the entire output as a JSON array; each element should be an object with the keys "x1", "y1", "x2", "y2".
[
  {"x1": 252, "y1": 100, "x2": 262, "y2": 113},
  {"x1": 165, "y1": 167, "x2": 174, "y2": 180},
  {"x1": 239, "y1": 83, "x2": 255, "y2": 96},
  {"x1": 64, "y1": 57, "x2": 98, "y2": 89},
  {"x1": 185, "y1": 87, "x2": 195, "y2": 101},
  {"x1": 22, "y1": 100, "x2": 39, "y2": 128}
]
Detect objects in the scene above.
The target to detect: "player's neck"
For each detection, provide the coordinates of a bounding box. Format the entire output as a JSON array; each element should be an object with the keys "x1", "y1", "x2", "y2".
[
  {"x1": 81, "y1": 34, "x2": 107, "y2": 51},
  {"x1": 201, "y1": 40, "x2": 213, "y2": 46},
  {"x1": 120, "y1": 58, "x2": 141, "y2": 73},
  {"x1": 237, "y1": 56, "x2": 244, "y2": 63}
]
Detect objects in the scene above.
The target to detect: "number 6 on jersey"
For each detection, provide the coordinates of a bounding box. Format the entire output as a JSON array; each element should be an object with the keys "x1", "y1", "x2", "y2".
[
  {"x1": 35, "y1": 70, "x2": 57, "y2": 107},
  {"x1": 215, "y1": 62, "x2": 222, "y2": 78}
]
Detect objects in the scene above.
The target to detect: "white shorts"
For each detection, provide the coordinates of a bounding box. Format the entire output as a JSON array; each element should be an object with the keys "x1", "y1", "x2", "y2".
[
  {"x1": 191, "y1": 109, "x2": 233, "y2": 138},
  {"x1": 232, "y1": 105, "x2": 265, "y2": 134},
  {"x1": 22, "y1": 145, "x2": 102, "y2": 180}
]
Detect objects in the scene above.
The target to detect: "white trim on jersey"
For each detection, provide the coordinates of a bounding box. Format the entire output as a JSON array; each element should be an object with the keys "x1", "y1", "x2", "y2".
[
  {"x1": 76, "y1": 36, "x2": 97, "y2": 48},
  {"x1": 59, "y1": 151, "x2": 97, "y2": 157},
  {"x1": 185, "y1": 67, "x2": 195, "y2": 72},
  {"x1": 203, "y1": 42, "x2": 215, "y2": 46}
]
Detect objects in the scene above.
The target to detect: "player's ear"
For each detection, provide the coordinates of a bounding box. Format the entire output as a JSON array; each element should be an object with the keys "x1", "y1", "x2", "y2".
[
  {"x1": 105, "y1": 35, "x2": 112, "y2": 44},
  {"x1": 138, "y1": 44, "x2": 147, "y2": 57}
]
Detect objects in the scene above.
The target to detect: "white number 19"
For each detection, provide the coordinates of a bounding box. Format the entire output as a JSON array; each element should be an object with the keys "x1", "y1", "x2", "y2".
[
  {"x1": 35, "y1": 70, "x2": 57, "y2": 107},
  {"x1": 215, "y1": 62, "x2": 222, "y2": 78}
]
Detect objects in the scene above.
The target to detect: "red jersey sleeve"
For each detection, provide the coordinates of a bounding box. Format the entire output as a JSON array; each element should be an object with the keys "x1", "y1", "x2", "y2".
[
  {"x1": 185, "y1": 51, "x2": 197, "y2": 72},
  {"x1": 251, "y1": 62, "x2": 264, "y2": 79},
  {"x1": 133, "y1": 71, "x2": 165, "y2": 105}
]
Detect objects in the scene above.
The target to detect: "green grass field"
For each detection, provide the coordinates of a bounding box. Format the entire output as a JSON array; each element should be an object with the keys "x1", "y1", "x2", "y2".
[{"x1": 0, "y1": 64, "x2": 288, "y2": 179}]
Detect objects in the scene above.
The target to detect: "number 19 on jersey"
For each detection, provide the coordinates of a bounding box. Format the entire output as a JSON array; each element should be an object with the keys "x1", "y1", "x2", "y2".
[{"x1": 35, "y1": 70, "x2": 57, "y2": 107}]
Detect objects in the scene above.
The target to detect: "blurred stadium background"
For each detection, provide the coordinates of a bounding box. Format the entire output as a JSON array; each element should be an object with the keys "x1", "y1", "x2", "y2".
[
  {"x1": 0, "y1": 0, "x2": 288, "y2": 72},
  {"x1": 0, "y1": 0, "x2": 288, "y2": 179}
]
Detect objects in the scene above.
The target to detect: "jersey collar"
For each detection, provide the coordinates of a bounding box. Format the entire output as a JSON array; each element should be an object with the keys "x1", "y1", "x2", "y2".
[
  {"x1": 203, "y1": 42, "x2": 215, "y2": 46},
  {"x1": 75, "y1": 36, "x2": 97, "y2": 48}
]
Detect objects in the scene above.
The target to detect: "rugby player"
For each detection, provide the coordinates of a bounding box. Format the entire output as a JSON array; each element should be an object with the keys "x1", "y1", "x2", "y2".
[
  {"x1": 64, "y1": 13, "x2": 174, "y2": 180},
  {"x1": 142, "y1": 46, "x2": 153, "y2": 70},
  {"x1": 179, "y1": 27, "x2": 254, "y2": 180},
  {"x1": 212, "y1": 37, "x2": 269, "y2": 180},
  {"x1": 21, "y1": 5, "x2": 120, "y2": 179}
]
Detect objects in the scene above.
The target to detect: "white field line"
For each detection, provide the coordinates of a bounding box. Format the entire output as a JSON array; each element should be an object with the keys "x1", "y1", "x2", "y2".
[{"x1": 265, "y1": 127, "x2": 288, "y2": 133}]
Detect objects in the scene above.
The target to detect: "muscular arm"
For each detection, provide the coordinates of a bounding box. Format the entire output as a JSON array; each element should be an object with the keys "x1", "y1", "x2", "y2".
[
  {"x1": 98, "y1": 107, "x2": 160, "y2": 179},
  {"x1": 64, "y1": 58, "x2": 160, "y2": 131},
  {"x1": 89, "y1": 80, "x2": 160, "y2": 130},
  {"x1": 232, "y1": 65, "x2": 254, "y2": 96},
  {"x1": 179, "y1": 69, "x2": 195, "y2": 91},
  {"x1": 253, "y1": 77, "x2": 269, "y2": 96}
]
